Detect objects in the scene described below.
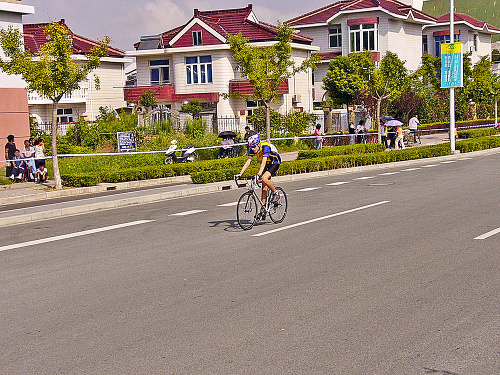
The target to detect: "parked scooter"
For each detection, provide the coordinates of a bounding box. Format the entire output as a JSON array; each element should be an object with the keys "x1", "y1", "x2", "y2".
[{"x1": 164, "y1": 140, "x2": 197, "y2": 164}]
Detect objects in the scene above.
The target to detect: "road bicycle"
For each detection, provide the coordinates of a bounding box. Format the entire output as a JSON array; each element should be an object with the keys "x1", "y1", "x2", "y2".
[{"x1": 234, "y1": 176, "x2": 288, "y2": 230}]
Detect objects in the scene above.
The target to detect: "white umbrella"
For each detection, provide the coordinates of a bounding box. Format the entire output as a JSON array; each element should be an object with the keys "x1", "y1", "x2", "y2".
[{"x1": 384, "y1": 119, "x2": 403, "y2": 127}]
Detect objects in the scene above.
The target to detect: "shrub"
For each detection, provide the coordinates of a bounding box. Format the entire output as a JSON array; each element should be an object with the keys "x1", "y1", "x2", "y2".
[{"x1": 298, "y1": 143, "x2": 385, "y2": 159}]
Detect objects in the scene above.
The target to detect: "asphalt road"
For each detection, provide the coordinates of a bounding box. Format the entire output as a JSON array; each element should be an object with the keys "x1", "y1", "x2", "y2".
[{"x1": 1, "y1": 153, "x2": 499, "y2": 374}]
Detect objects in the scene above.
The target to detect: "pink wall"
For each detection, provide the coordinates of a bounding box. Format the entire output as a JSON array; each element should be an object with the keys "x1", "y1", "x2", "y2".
[{"x1": 0, "y1": 88, "x2": 30, "y2": 157}]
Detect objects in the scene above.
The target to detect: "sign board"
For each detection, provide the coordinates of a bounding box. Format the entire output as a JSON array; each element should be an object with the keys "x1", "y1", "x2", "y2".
[
  {"x1": 441, "y1": 42, "x2": 463, "y2": 88},
  {"x1": 117, "y1": 131, "x2": 136, "y2": 152}
]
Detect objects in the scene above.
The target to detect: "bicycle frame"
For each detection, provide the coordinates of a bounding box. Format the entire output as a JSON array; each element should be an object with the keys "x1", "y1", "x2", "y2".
[{"x1": 235, "y1": 176, "x2": 271, "y2": 213}]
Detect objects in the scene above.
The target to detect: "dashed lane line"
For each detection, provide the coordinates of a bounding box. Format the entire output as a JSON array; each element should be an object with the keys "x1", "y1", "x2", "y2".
[
  {"x1": 353, "y1": 176, "x2": 376, "y2": 180},
  {"x1": 474, "y1": 226, "x2": 500, "y2": 240},
  {"x1": 217, "y1": 202, "x2": 239, "y2": 207},
  {"x1": 401, "y1": 168, "x2": 421, "y2": 171},
  {"x1": 326, "y1": 181, "x2": 350, "y2": 186},
  {"x1": 422, "y1": 164, "x2": 438, "y2": 168},
  {"x1": 0, "y1": 220, "x2": 154, "y2": 252},
  {"x1": 169, "y1": 209, "x2": 207, "y2": 216},
  {"x1": 379, "y1": 172, "x2": 401, "y2": 176},
  {"x1": 441, "y1": 160, "x2": 457, "y2": 164},
  {"x1": 252, "y1": 201, "x2": 390, "y2": 237},
  {"x1": 295, "y1": 187, "x2": 322, "y2": 192}
]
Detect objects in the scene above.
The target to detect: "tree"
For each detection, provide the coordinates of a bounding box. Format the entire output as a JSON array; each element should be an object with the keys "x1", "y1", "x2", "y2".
[
  {"x1": 368, "y1": 52, "x2": 408, "y2": 142},
  {"x1": 139, "y1": 89, "x2": 158, "y2": 126},
  {"x1": 323, "y1": 51, "x2": 373, "y2": 128},
  {"x1": 227, "y1": 23, "x2": 320, "y2": 141},
  {"x1": 180, "y1": 99, "x2": 203, "y2": 119},
  {"x1": 0, "y1": 22, "x2": 109, "y2": 189}
]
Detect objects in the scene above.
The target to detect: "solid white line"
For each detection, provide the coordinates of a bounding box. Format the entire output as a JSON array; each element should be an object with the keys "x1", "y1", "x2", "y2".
[
  {"x1": 353, "y1": 176, "x2": 375, "y2": 180},
  {"x1": 252, "y1": 201, "x2": 390, "y2": 237},
  {"x1": 169, "y1": 209, "x2": 207, "y2": 216},
  {"x1": 379, "y1": 172, "x2": 401, "y2": 176},
  {"x1": 326, "y1": 181, "x2": 350, "y2": 186},
  {"x1": 401, "y1": 168, "x2": 421, "y2": 171},
  {"x1": 217, "y1": 202, "x2": 239, "y2": 207},
  {"x1": 295, "y1": 187, "x2": 322, "y2": 192},
  {"x1": 0, "y1": 220, "x2": 154, "y2": 252},
  {"x1": 474, "y1": 226, "x2": 500, "y2": 240}
]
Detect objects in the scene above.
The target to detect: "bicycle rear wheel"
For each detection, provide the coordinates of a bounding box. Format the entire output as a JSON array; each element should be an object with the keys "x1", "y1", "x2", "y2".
[
  {"x1": 237, "y1": 191, "x2": 258, "y2": 230},
  {"x1": 268, "y1": 187, "x2": 287, "y2": 224}
]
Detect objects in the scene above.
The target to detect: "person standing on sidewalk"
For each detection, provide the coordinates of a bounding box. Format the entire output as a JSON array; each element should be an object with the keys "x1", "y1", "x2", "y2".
[
  {"x1": 4, "y1": 134, "x2": 16, "y2": 178},
  {"x1": 314, "y1": 124, "x2": 323, "y2": 149},
  {"x1": 408, "y1": 114, "x2": 420, "y2": 144}
]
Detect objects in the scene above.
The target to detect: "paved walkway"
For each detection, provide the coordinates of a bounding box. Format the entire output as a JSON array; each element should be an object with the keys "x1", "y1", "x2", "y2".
[{"x1": 0, "y1": 133, "x2": 466, "y2": 227}]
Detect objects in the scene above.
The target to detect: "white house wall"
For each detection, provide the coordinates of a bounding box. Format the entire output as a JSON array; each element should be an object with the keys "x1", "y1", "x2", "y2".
[{"x1": 386, "y1": 19, "x2": 423, "y2": 71}]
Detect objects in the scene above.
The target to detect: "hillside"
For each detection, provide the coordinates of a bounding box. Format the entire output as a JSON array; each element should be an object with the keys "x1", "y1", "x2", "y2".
[{"x1": 422, "y1": 0, "x2": 500, "y2": 41}]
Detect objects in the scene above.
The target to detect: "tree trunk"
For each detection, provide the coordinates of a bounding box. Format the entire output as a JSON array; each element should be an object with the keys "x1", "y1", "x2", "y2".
[
  {"x1": 51, "y1": 101, "x2": 62, "y2": 190},
  {"x1": 265, "y1": 103, "x2": 271, "y2": 142}
]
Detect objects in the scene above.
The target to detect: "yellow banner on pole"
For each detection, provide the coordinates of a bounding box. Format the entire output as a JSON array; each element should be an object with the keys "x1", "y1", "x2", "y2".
[{"x1": 441, "y1": 42, "x2": 461, "y2": 55}]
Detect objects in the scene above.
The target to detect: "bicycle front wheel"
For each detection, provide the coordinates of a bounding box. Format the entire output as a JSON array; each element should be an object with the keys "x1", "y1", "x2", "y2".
[
  {"x1": 269, "y1": 187, "x2": 287, "y2": 224},
  {"x1": 237, "y1": 191, "x2": 258, "y2": 230}
]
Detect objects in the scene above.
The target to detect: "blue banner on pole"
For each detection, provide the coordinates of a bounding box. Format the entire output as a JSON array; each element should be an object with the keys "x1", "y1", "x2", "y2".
[{"x1": 441, "y1": 42, "x2": 463, "y2": 88}]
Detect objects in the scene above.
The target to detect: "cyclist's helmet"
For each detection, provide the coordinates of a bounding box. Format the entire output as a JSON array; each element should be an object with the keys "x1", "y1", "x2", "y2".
[{"x1": 247, "y1": 132, "x2": 260, "y2": 148}]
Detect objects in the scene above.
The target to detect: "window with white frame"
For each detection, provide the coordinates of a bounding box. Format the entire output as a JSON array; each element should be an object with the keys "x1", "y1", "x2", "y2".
[
  {"x1": 193, "y1": 31, "x2": 203, "y2": 46},
  {"x1": 422, "y1": 35, "x2": 428, "y2": 55},
  {"x1": 186, "y1": 56, "x2": 213, "y2": 84},
  {"x1": 434, "y1": 34, "x2": 459, "y2": 57},
  {"x1": 57, "y1": 108, "x2": 73, "y2": 123},
  {"x1": 149, "y1": 59, "x2": 170, "y2": 85},
  {"x1": 473, "y1": 34, "x2": 478, "y2": 51},
  {"x1": 349, "y1": 23, "x2": 378, "y2": 53},
  {"x1": 329, "y1": 26, "x2": 342, "y2": 48}
]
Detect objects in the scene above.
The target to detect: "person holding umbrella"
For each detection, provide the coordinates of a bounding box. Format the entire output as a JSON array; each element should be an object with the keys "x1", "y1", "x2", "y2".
[{"x1": 384, "y1": 119, "x2": 403, "y2": 149}]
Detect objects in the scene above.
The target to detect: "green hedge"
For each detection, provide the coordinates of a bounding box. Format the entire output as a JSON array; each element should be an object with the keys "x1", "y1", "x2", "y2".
[
  {"x1": 457, "y1": 127, "x2": 500, "y2": 139},
  {"x1": 61, "y1": 136, "x2": 500, "y2": 186},
  {"x1": 297, "y1": 143, "x2": 386, "y2": 160}
]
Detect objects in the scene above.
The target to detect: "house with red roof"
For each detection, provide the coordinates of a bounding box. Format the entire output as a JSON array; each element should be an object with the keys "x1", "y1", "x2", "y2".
[
  {"x1": 287, "y1": 0, "x2": 436, "y2": 103},
  {"x1": 0, "y1": 0, "x2": 34, "y2": 144},
  {"x1": 422, "y1": 13, "x2": 500, "y2": 63},
  {"x1": 125, "y1": 5, "x2": 319, "y2": 125},
  {"x1": 24, "y1": 20, "x2": 131, "y2": 125}
]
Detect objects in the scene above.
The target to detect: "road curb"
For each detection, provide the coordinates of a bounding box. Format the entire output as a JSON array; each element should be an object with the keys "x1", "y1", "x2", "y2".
[{"x1": 1, "y1": 147, "x2": 498, "y2": 227}]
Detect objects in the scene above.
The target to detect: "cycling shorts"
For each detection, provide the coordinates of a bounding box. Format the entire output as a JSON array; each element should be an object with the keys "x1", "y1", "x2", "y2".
[{"x1": 263, "y1": 163, "x2": 279, "y2": 177}]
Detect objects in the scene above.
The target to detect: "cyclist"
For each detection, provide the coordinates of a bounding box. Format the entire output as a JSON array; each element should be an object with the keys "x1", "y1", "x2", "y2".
[{"x1": 235, "y1": 132, "x2": 281, "y2": 218}]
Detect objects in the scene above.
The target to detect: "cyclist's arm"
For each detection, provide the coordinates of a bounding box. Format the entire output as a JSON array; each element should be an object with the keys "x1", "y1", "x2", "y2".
[{"x1": 239, "y1": 156, "x2": 253, "y2": 175}]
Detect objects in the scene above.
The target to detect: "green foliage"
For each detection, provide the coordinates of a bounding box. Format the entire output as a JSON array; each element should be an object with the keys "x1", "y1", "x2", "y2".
[
  {"x1": 297, "y1": 143, "x2": 386, "y2": 159},
  {"x1": 180, "y1": 100, "x2": 203, "y2": 118},
  {"x1": 139, "y1": 89, "x2": 157, "y2": 109},
  {"x1": 458, "y1": 127, "x2": 500, "y2": 138},
  {"x1": 64, "y1": 117, "x2": 100, "y2": 149},
  {"x1": 323, "y1": 51, "x2": 373, "y2": 107},
  {"x1": 248, "y1": 107, "x2": 316, "y2": 136},
  {"x1": 183, "y1": 118, "x2": 207, "y2": 139}
]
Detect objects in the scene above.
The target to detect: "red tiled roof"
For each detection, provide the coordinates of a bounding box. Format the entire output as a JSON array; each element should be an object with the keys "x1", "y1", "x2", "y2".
[
  {"x1": 287, "y1": 0, "x2": 436, "y2": 26},
  {"x1": 23, "y1": 19, "x2": 124, "y2": 57},
  {"x1": 150, "y1": 5, "x2": 312, "y2": 49},
  {"x1": 436, "y1": 13, "x2": 500, "y2": 33}
]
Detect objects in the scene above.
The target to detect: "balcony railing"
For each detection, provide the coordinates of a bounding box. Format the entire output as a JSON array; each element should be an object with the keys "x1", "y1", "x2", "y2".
[{"x1": 28, "y1": 88, "x2": 88, "y2": 103}]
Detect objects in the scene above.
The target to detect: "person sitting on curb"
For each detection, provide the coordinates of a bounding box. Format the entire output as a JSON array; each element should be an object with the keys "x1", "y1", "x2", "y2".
[
  {"x1": 36, "y1": 163, "x2": 48, "y2": 183},
  {"x1": 10, "y1": 149, "x2": 26, "y2": 180}
]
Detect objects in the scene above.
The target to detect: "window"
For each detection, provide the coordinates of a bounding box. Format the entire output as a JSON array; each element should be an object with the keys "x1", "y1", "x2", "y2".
[
  {"x1": 192, "y1": 31, "x2": 203, "y2": 46},
  {"x1": 434, "y1": 34, "x2": 459, "y2": 57},
  {"x1": 422, "y1": 35, "x2": 428, "y2": 54},
  {"x1": 246, "y1": 100, "x2": 257, "y2": 116},
  {"x1": 349, "y1": 23, "x2": 378, "y2": 53},
  {"x1": 473, "y1": 34, "x2": 478, "y2": 51},
  {"x1": 186, "y1": 56, "x2": 212, "y2": 84},
  {"x1": 57, "y1": 108, "x2": 73, "y2": 123},
  {"x1": 329, "y1": 27, "x2": 342, "y2": 48},
  {"x1": 149, "y1": 59, "x2": 170, "y2": 85}
]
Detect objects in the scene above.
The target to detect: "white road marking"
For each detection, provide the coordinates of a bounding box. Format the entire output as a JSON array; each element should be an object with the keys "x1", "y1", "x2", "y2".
[
  {"x1": 217, "y1": 202, "x2": 239, "y2": 207},
  {"x1": 379, "y1": 172, "x2": 401, "y2": 176},
  {"x1": 326, "y1": 181, "x2": 350, "y2": 186},
  {"x1": 169, "y1": 209, "x2": 207, "y2": 216},
  {"x1": 474, "y1": 226, "x2": 500, "y2": 240},
  {"x1": 0, "y1": 220, "x2": 154, "y2": 252},
  {"x1": 422, "y1": 164, "x2": 438, "y2": 168},
  {"x1": 401, "y1": 168, "x2": 421, "y2": 171},
  {"x1": 441, "y1": 160, "x2": 457, "y2": 164},
  {"x1": 252, "y1": 201, "x2": 390, "y2": 237},
  {"x1": 353, "y1": 176, "x2": 375, "y2": 180},
  {"x1": 295, "y1": 187, "x2": 322, "y2": 192}
]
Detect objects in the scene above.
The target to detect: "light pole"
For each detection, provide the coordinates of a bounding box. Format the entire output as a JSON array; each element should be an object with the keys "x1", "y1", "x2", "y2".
[{"x1": 449, "y1": 0, "x2": 456, "y2": 152}]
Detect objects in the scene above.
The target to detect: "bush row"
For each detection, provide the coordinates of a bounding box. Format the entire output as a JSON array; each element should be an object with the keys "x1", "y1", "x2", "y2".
[
  {"x1": 457, "y1": 127, "x2": 499, "y2": 139},
  {"x1": 297, "y1": 143, "x2": 386, "y2": 160},
  {"x1": 61, "y1": 136, "x2": 500, "y2": 187}
]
